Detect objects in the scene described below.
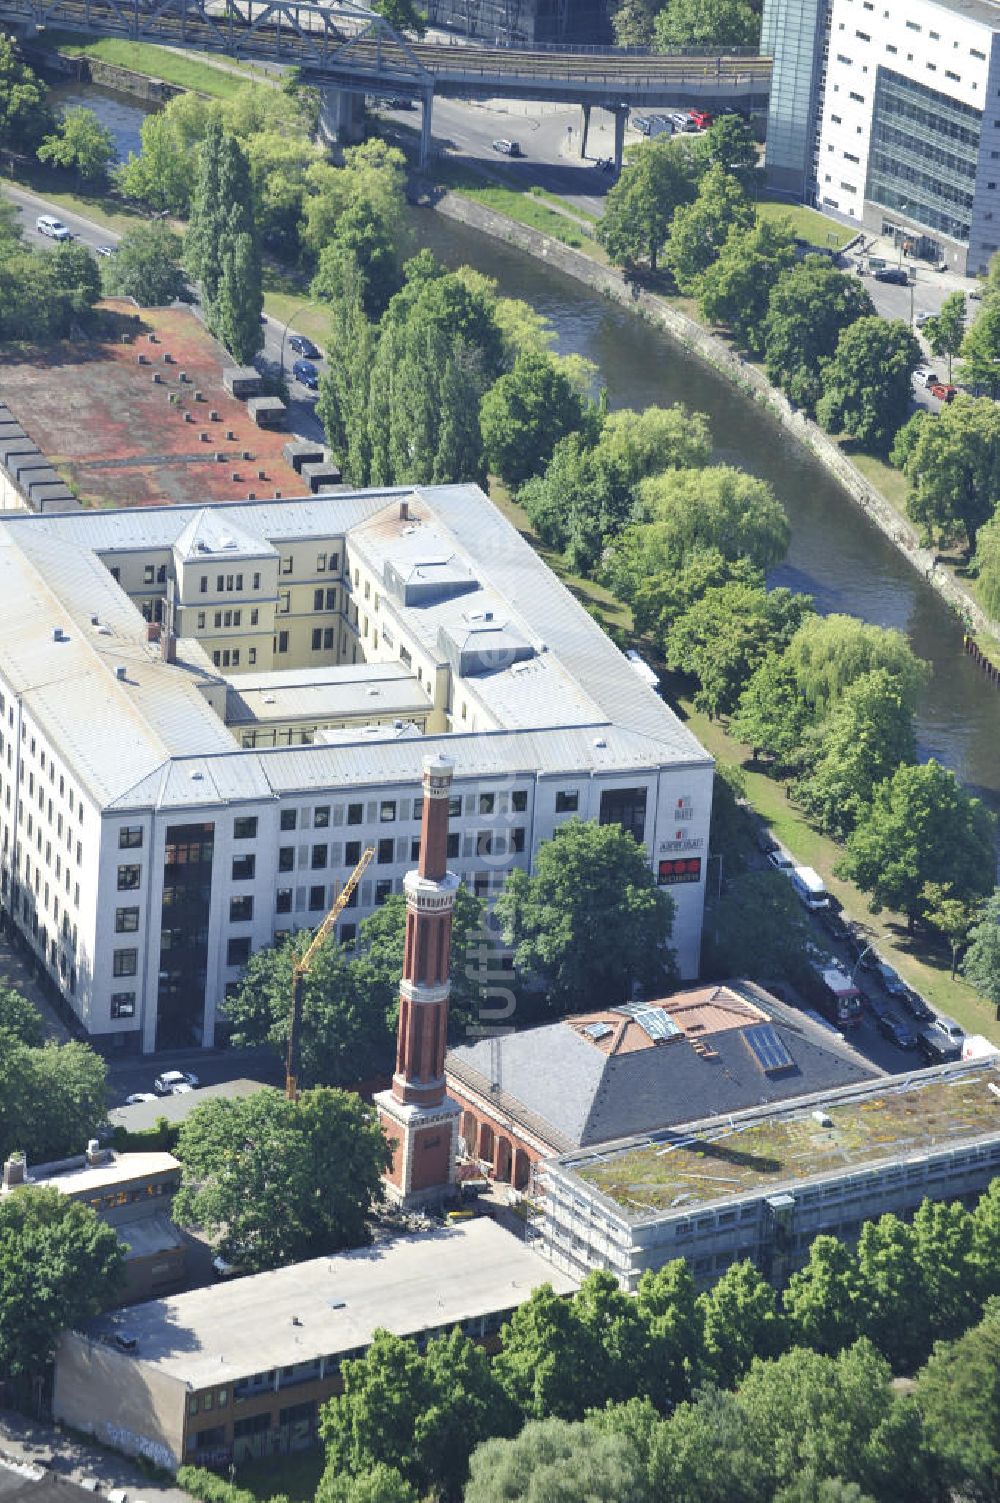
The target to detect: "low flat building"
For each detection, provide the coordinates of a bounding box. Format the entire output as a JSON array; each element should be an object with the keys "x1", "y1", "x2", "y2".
[
  {"x1": 52, "y1": 1219, "x2": 578, "y2": 1471},
  {"x1": 538, "y1": 1057, "x2": 1000, "y2": 1289},
  {"x1": 1, "y1": 1144, "x2": 184, "y2": 1302},
  {"x1": 447, "y1": 982, "x2": 880, "y2": 1191}
]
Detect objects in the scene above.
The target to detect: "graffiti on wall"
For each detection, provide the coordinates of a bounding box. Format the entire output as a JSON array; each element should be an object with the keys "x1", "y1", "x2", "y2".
[{"x1": 103, "y1": 1423, "x2": 176, "y2": 1472}]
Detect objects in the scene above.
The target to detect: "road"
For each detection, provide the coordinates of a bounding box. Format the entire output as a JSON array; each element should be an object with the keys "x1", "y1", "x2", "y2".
[{"x1": 1, "y1": 180, "x2": 326, "y2": 440}]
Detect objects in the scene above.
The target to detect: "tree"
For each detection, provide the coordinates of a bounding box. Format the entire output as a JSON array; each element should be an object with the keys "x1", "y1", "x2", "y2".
[
  {"x1": 780, "y1": 613, "x2": 928, "y2": 719},
  {"x1": 920, "y1": 881, "x2": 979, "y2": 977},
  {"x1": 116, "y1": 105, "x2": 201, "y2": 214},
  {"x1": 964, "y1": 889, "x2": 1000, "y2": 1011},
  {"x1": 699, "y1": 217, "x2": 797, "y2": 352},
  {"x1": 0, "y1": 37, "x2": 50, "y2": 154},
  {"x1": 0, "y1": 1187, "x2": 124, "y2": 1378},
  {"x1": 703, "y1": 869, "x2": 821, "y2": 985},
  {"x1": 894, "y1": 395, "x2": 1000, "y2": 552},
  {"x1": 817, "y1": 317, "x2": 922, "y2": 453},
  {"x1": 664, "y1": 580, "x2": 812, "y2": 718},
  {"x1": 653, "y1": 0, "x2": 759, "y2": 49},
  {"x1": 664, "y1": 165, "x2": 755, "y2": 293},
  {"x1": 839, "y1": 759, "x2": 996, "y2": 929},
  {"x1": 922, "y1": 290, "x2": 966, "y2": 381},
  {"x1": 596, "y1": 137, "x2": 696, "y2": 271},
  {"x1": 973, "y1": 512, "x2": 1000, "y2": 618},
  {"x1": 573, "y1": 1271, "x2": 651, "y2": 1408},
  {"x1": 493, "y1": 819, "x2": 677, "y2": 1011},
  {"x1": 49, "y1": 241, "x2": 101, "y2": 317},
  {"x1": 622, "y1": 464, "x2": 790, "y2": 582},
  {"x1": 635, "y1": 1258, "x2": 704, "y2": 1408},
  {"x1": 854, "y1": 1214, "x2": 926, "y2": 1372},
  {"x1": 915, "y1": 1315, "x2": 1000, "y2": 1502},
  {"x1": 793, "y1": 669, "x2": 917, "y2": 838},
  {"x1": 650, "y1": 1387, "x2": 767, "y2": 1503},
  {"x1": 611, "y1": 0, "x2": 656, "y2": 46},
  {"x1": 318, "y1": 1464, "x2": 417, "y2": 1503},
  {"x1": 37, "y1": 107, "x2": 115, "y2": 182},
  {"x1": 101, "y1": 223, "x2": 186, "y2": 306},
  {"x1": 730, "y1": 655, "x2": 812, "y2": 767},
  {"x1": 703, "y1": 114, "x2": 758, "y2": 174},
  {"x1": 371, "y1": 0, "x2": 426, "y2": 36},
  {"x1": 214, "y1": 223, "x2": 263, "y2": 364},
  {"x1": 972, "y1": 1180, "x2": 1000, "y2": 1299},
  {"x1": 311, "y1": 195, "x2": 402, "y2": 321},
  {"x1": 960, "y1": 288, "x2": 1000, "y2": 395},
  {"x1": 172, "y1": 1086, "x2": 389, "y2": 1270},
  {"x1": 479, "y1": 351, "x2": 585, "y2": 488},
  {"x1": 0, "y1": 1039, "x2": 108, "y2": 1165},
  {"x1": 464, "y1": 1417, "x2": 652, "y2": 1503},
  {"x1": 910, "y1": 1197, "x2": 976, "y2": 1345},
  {"x1": 697, "y1": 1259, "x2": 787, "y2": 1384},
  {"x1": 317, "y1": 263, "x2": 376, "y2": 485},
  {"x1": 320, "y1": 1327, "x2": 515, "y2": 1501},
  {"x1": 0, "y1": 987, "x2": 45, "y2": 1048},
  {"x1": 224, "y1": 930, "x2": 391, "y2": 1087},
  {"x1": 783, "y1": 1236, "x2": 865, "y2": 1355},
  {"x1": 494, "y1": 1284, "x2": 602, "y2": 1421},
  {"x1": 764, "y1": 256, "x2": 874, "y2": 413}
]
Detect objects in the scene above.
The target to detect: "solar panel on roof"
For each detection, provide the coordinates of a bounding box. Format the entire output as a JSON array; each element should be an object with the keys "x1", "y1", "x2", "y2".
[
  {"x1": 611, "y1": 1002, "x2": 682, "y2": 1042},
  {"x1": 743, "y1": 1024, "x2": 795, "y2": 1074},
  {"x1": 583, "y1": 1022, "x2": 613, "y2": 1041}
]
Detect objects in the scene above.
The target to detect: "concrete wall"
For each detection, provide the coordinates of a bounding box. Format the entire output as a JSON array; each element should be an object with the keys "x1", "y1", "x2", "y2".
[
  {"x1": 53, "y1": 1334, "x2": 186, "y2": 1471},
  {"x1": 431, "y1": 191, "x2": 1000, "y2": 648}
]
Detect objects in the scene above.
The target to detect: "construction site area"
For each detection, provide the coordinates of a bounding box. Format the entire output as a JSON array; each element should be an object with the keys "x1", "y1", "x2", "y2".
[{"x1": 0, "y1": 302, "x2": 304, "y2": 508}]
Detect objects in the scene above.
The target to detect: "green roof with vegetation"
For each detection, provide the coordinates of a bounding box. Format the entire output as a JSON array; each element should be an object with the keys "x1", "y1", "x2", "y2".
[{"x1": 573, "y1": 1065, "x2": 1000, "y2": 1218}]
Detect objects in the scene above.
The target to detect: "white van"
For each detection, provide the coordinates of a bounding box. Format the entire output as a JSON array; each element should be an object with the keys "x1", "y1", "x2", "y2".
[
  {"x1": 790, "y1": 865, "x2": 831, "y2": 910},
  {"x1": 36, "y1": 215, "x2": 71, "y2": 240},
  {"x1": 913, "y1": 367, "x2": 940, "y2": 388}
]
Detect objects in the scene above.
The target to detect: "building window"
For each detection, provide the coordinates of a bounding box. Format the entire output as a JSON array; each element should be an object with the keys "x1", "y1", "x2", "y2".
[
  {"x1": 511, "y1": 790, "x2": 528, "y2": 813},
  {"x1": 281, "y1": 809, "x2": 297, "y2": 831},
  {"x1": 479, "y1": 793, "x2": 495, "y2": 815},
  {"x1": 227, "y1": 936, "x2": 252, "y2": 966},
  {"x1": 278, "y1": 847, "x2": 294, "y2": 872},
  {"x1": 311, "y1": 628, "x2": 323, "y2": 651},
  {"x1": 311, "y1": 844, "x2": 328, "y2": 870},
  {"x1": 375, "y1": 879, "x2": 392, "y2": 905},
  {"x1": 276, "y1": 888, "x2": 292, "y2": 914},
  {"x1": 317, "y1": 552, "x2": 327, "y2": 573},
  {"x1": 377, "y1": 837, "x2": 394, "y2": 864},
  {"x1": 447, "y1": 833, "x2": 459, "y2": 858},
  {"x1": 511, "y1": 827, "x2": 526, "y2": 853},
  {"x1": 599, "y1": 787, "x2": 648, "y2": 845},
  {"x1": 117, "y1": 865, "x2": 141, "y2": 891},
  {"x1": 308, "y1": 885, "x2": 326, "y2": 911},
  {"x1": 555, "y1": 790, "x2": 579, "y2": 814},
  {"x1": 379, "y1": 801, "x2": 396, "y2": 823},
  {"x1": 314, "y1": 806, "x2": 330, "y2": 828},
  {"x1": 119, "y1": 826, "x2": 143, "y2": 849},
  {"x1": 234, "y1": 816, "x2": 258, "y2": 840},
  {"x1": 347, "y1": 803, "x2": 363, "y2": 826},
  {"x1": 230, "y1": 896, "x2": 253, "y2": 922},
  {"x1": 281, "y1": 556, "x2": 293, "y2": 575},
  {"x1": 232, "y1": 854, "x2": 255, "y2": 881},
  {"x1": 276, "y1": 631, "x2": 289, "y2": 654},
  {"x1": 115, "y1": 907, "x2": 139, "y2": 933},
  {"x1": 411, "y1": 838, "x2": 421, "y2": 861},
  {"x1": 345, "y1": 840, "x2": 361, "y2": 865},
  {"x1": 476, "y1": 832, "x2": 493, "y2": 857},
  {"x1": 113, "y1": 948, "x2": 138, "y2": 977},
  {"x1": 110, "y1": 992, "x2": 135, "y2": 1019}
]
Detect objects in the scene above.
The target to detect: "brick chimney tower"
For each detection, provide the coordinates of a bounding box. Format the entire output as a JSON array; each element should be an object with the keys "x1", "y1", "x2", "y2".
[{"x1": 375, "y1": 754, "x2": 461, "y2": 1207}]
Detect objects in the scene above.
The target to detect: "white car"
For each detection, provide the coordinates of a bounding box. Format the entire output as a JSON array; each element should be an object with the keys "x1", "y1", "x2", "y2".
[
  {"x1": 36, "y1": 215, "x2": 71, "y2": 241},
  {"x1": 124, "y1": 1092, "x2": 157, "y2": 1106},
  {"x1": 171, "y1": 1082, "x2": 194, "y2": 1095},
  {"x1": 153, "y1": 1069, "x2": 200, "y2": 1095}
]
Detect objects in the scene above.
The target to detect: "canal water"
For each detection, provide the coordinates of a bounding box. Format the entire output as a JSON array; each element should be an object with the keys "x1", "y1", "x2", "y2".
[
  {"x1": 43, "y1": 83, "x2": 1000, "y2": 820},
  {"x1": 47, "y1": 79, "x2": 151, "y2": 161}
]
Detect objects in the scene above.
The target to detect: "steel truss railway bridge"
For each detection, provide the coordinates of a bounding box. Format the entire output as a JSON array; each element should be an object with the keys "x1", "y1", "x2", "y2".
[{"x1": 0, "y1": 0, "x2": 772, "y2": 164}]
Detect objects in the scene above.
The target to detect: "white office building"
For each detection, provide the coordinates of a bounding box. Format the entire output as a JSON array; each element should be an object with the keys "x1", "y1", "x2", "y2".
[
  {"x1": 764, "y1": 0, "x2": 1000, "y2": 273},
  {"x1": 0, "y1": 485, "x2": 713, "y2": 1055}
]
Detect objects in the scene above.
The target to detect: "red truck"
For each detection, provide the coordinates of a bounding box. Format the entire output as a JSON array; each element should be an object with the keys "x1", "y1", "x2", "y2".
[{"x1": 929, "y1": 382, "x2": 957, "y2": 402}]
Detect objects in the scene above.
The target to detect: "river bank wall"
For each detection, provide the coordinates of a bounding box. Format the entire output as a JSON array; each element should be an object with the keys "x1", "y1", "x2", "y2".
[
  {"x1": 24, "y1": 45, "x2": 187, "y2": 101},
  {"x1": 431, "y1": 189, "x2": 1000, "y2": 650}
]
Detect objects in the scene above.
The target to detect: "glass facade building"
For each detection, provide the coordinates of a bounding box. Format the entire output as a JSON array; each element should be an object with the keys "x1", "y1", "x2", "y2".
[
  {"x1": 866, "y1": 68, "x2": 982, "y2": 244},
  {"x1": 762, "y1": 0, "x2": 831, "y2": 196}
]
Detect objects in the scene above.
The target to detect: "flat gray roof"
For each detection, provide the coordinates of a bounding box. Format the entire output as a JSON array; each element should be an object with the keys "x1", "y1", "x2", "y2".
[
  {"x1": 108, "y1": 1078, "x2": 270, "y2": 1132},
  {"x1": 76, "y1": 1219, "x2": 578, "y2": 1385}
]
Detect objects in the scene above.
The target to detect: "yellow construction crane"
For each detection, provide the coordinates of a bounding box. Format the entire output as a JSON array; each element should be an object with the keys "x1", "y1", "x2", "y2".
[{"x1": 285, "y1": 844, "x2": 375, "y2": 1100}]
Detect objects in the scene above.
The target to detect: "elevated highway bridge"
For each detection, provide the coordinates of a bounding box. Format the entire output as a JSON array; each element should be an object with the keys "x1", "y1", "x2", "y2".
[{"x1": 1, "y1": 0, "x2": 771, "y2": 163}]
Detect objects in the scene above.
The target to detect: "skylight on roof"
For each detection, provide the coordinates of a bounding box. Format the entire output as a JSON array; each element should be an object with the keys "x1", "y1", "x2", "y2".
[
  {"x1": 582, "y1": 1022, "x2": 613, "y2": 1041},
  {"x1": 611, "y1": 1002, "x2": 682, "y2": 1042},
  {"x1": 743, "y1": 1024, "x2": 795, "y2": 1075}
]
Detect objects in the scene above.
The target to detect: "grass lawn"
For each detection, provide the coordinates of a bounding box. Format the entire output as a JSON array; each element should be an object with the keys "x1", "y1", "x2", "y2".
[
  {"x1": 679, "y1": 696, "x2": 1000, "y2": 1041},
  {"x1": 756, "y1": 194, "x2": 855, "y2": 251},
  {"x1": 528, "y1": 184, "x2": 599, "y2": 225},
  {"x1": 839, "y1": 443, "x2": 912, "y2": 513},
  {"x1": 5, "y1": 168, "x2": 150, "y2": 235},
  {"x1": 233, "y1": 1450, "x2": 324, "y2": 1503},
  {"x1": 39, "y1": 34, "x2": 250, "y2": 97},
  {"x1": 262, "y1": 290, "x2": 334, "y2": 348},
  {"x1": 435, "y1": 162, "x2": 603, "y2": 257}
]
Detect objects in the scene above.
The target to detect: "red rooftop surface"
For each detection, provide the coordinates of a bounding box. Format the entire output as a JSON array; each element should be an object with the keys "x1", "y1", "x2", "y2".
[{"x1": 0, "y1": 302, "x2": 304, "y2": 508}]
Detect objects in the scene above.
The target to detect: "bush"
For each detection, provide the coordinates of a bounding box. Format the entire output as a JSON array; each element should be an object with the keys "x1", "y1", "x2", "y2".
[{"x1": 177, "y1": 1465, "x2": 289, "y2": 1503}]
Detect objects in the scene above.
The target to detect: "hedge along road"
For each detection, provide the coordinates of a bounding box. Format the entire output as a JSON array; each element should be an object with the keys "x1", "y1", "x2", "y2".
[{"x1": 411, "y1": 207, "x2": 1000, "y2": 834}]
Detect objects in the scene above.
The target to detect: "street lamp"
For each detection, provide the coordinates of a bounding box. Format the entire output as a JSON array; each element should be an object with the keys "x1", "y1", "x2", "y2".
[
  {"x1": 277, "y1": 297, "x2": 324, "y2": 380},
  {"x1": 850, "y1": 942, "x2": 875, "y2": 987}
]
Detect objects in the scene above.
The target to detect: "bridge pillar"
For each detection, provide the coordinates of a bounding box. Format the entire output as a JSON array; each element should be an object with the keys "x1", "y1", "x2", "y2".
[
  {"x1": 318, "y1": 88, "x2": 366, "y2": 148},
  {"x1": 579, "y1": 104, "x2": 591, "y2": 160},
  {"x1": 612, "y1": 106, "x2": 628, "y2": 172},
  {"x1": 419, "y1": 89, "x2": 434, "y2": 169}
]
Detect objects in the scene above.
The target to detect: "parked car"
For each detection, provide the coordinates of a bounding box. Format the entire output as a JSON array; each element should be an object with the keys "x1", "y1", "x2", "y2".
[
  {"x1": 900, "y1": 986, "x2": 933, "y2": 1022},
  {"x1": 124, "y1": 1092, "x2": 157, "y2": 1106},
  {"x1": 383, "y1": 96, "x2": 414, "y2": 109},
  {"x1": 112, "y1": 1332, "x2": 138, "y2": 1353},
  {"x1": 631, "y1": 114, "x2": 651, "y2": 134},
  {"x1": 915, "y1": 310, "x2": 933, "y2": 328},
  {"x1": 877, "y1": 1012, "x2": 916, "y2": 1049},
  {"x1": 913, "y1": 367, "x2": 940, "y2": 388},
  {"x1": 491, "y1": 139, "x2": 523, "y2": 156},
  {"x1": 874, "y1": 961, "x2": 908, "y2": 999},
  {"x1": 766, "y1": 847, "x2": 794, "y2": 870},
  {"x1": 288, "y1": 333, "x2": 320, "y2": 359},
  {"x1": 668, "y1": 111, "x2": 694, "y2": 131},
  {"x1": 36, "y1": 215, "x2": 71, "y2": 241},
  {"x1": 687, "y1": 109, "x2": 713, "y2": 129},
  {"x1": 95, "y1": 244, "x2": 117, "y2": 258},
  {"x1": 873, "y1": 266, "x2": 909, "y2": 285},
  {"x1": 935, "y1": 1015, "x2": 965, "y2": 1044},
  {"x1": 292, "y1": 358, "x2": 319, "y2": 389},
  {"x1": 153, "y1": 1069, "x2": 199, "y2": 1095},
  {"x1": 929, "y1": 381, "x2": 957, "y2": 402},
  {"x1": 756, "y1": 827, "x2": 778, "y2": 854},
  {"x1": 917, "y1": 1028, "x2": 962, "y2": 1064}
]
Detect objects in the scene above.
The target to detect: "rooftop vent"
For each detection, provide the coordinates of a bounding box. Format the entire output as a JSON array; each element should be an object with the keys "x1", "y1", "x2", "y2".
[
  {"x1": 52, "y1": 627, "x2": 67, "y2": 643},
  {"x1": 262, "y1": 694, "x2": 276, "y2": 705},
  {"x1": 114, "y1": 665, "x2": 127, "y2": 681},
  {"x1": 2, "y1": 1153, "x2": 25, "y2": 1189},
  {"x1": 399, "y1": 499, "x2": 409, "y2": 521},
  {"x1": 90, "y1": 614, "x2": 100, "y2": 627},
  {"x1": 593, "y1": 737, "x2": 607, "y2": 749},
  {"x1": 190, "y1": 770, "x2": 204, "y2": 781}
]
